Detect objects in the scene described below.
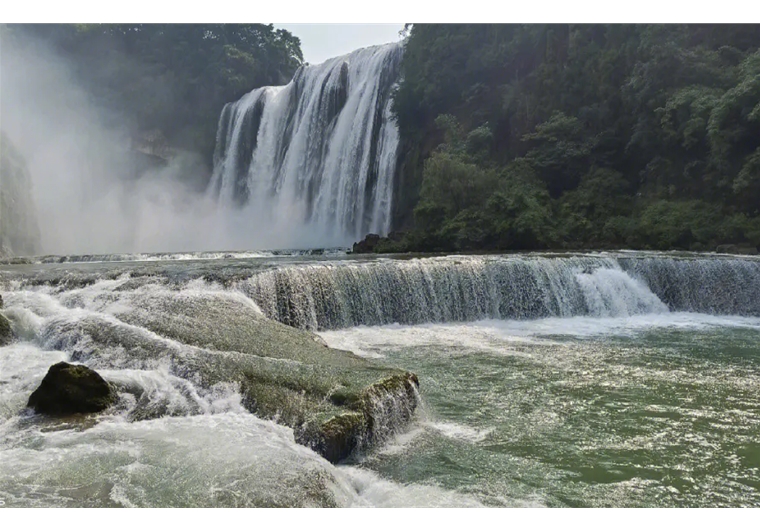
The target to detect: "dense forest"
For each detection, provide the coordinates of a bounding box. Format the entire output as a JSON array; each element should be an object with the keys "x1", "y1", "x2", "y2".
[
  {"x1": 2, "y1": 24, "x2": 303, "y2": 164},
  {"x1": 388, "y1": 24, "x2": 760, "y2": 253}
]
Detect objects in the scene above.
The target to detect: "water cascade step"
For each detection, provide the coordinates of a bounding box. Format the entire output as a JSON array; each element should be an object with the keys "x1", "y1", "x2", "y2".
[{"x1": 237, "y1": 254, "x2": 760, "y2": 330}]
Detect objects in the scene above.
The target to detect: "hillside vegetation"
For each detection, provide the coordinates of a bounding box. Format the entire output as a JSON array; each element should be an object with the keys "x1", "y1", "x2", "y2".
[{"x1": 390, "y1": 24, "x2": 760, "y2": 252}]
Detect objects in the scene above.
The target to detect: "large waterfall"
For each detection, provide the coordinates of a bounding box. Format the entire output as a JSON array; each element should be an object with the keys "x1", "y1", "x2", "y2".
[
  {"x1": 0, "y1": 131, "x2": 41, "y2": 257},
  {"x1": 208, "y1": 43, "x2": 403, "y2": 248}
]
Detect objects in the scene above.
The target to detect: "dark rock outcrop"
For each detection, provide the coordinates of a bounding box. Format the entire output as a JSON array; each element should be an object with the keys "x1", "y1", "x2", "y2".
[
  {"x1": 352, "y1": 233, "x2": 381, "y2": 253},
  {"x1": 27, "y1": 362, "x2": 116, "y2": 416},
  {"x1": 351, "y1": 232, "x2": 409, "y2": 254},
  {"x1": 294, "y1": 372, "x2": 420, "y2": 463},
  {"x1": 0, "y1": 312, "x2": 13, "y2": 346}
]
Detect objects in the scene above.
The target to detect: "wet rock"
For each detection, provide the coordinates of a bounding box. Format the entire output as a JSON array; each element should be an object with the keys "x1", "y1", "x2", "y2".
[
  {"x1": 352, "y1": 233, "x2": 381, "y2": 253},
  {"x1": 296, "y1": 372, "x2": 420, "y2": 463},
  {"x1": 27, "y1": 362, "x2": 116, "y2": 416},
  {"x1": 0, "y1": 312, "x2": 13, "y2": 346},
  {"x1": 42, "y1": 291, "x2": 420, "y2": 462},
  {"x1": 299, "y1": 412, "x2": 367, "y2": 464},
  {"x1": 352, "y1": 232, "x2": 409, "y2": 254}
]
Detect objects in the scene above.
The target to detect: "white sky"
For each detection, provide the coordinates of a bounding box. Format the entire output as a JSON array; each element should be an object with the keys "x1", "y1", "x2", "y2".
[
  {"x1": 275, "y1": 24, "x2": 405, "y2": 65},
  {"x1": 5, "y1": 1, "x2": 760, "y2": 24}
]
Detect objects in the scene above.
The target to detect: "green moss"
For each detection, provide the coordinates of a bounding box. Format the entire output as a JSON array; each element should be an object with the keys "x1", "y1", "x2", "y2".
[
  {"x1": 297, "y1": 412, "x2": 368, "y2": 464},
  {"x1": 64, "y1": 299, "x2": 420, "y2": 462}
]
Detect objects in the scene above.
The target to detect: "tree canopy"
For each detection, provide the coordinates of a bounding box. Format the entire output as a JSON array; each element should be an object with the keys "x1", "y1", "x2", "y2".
[
  {"x1": 5, "y1": 24, "x2": 303, "y2": 162},
  {"x1": 390, "y1": 24, "x2": 760, "y2": 252}
]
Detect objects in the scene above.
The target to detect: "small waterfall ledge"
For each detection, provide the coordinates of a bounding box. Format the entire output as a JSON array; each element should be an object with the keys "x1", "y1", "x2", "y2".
[{"x1": 237, "y1": 254, "x2": 760, "y2": 330}]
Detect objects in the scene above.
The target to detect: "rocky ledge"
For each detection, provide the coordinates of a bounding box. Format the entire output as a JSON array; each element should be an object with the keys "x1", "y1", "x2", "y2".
[{"x1": 39, "y1": 290, "x2": 420, "y2": 463}]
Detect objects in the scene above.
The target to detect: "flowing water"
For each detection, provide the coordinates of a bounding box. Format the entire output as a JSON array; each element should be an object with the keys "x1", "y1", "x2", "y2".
[
  {"x1": 1, "y1": 250, "x2": 760, "y2": 507},
  {"x1": 208, "y1": 43, "x2": 403, "y2": 247}
]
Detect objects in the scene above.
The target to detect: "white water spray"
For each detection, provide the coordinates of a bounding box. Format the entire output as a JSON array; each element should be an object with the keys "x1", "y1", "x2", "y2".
[{"x1": 208, "y1": 43, "x2": 403, "y2": 248}]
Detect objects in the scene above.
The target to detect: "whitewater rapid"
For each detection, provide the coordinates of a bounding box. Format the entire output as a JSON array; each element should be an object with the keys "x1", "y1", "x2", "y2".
[
  {"x1": 0, "y1": 275, "x2": 483, "y2": 507},
  {"x1": 2, "y1": 250, "x2": 760, "y2": 507}
]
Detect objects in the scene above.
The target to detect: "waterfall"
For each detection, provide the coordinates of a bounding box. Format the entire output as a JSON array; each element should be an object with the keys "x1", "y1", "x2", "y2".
[
  {"x1": 236, "y1": 254, "x2": 760, "y2": 330},
  {"x1": 208, "y1": 43, "x2": 403, "y2": 248},
  {"x1": 0, "y1": 131, "x2": 41, "y2": 256}
]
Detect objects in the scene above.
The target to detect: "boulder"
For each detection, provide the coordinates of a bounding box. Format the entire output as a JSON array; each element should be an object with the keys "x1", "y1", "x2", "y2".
[
  {"x1": 27, "y1": 362, "x2": 116, "y2": 416},
  {"x1": 0, "y1": 312, "x2": 13, "y2": 346},
  {"x1": 295, "y1": 372, "x2": 420, "y2": 463},
  {"x1": 352, "y1": 233, "x2": 381, "y2": 253}
]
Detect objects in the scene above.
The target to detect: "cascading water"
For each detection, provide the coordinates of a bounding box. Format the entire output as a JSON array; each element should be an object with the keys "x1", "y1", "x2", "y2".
[
  {"x1": 238, "y1": 254, "x2": 760, "y2": 330},
  {"x1": 3, "y1": 251, "x2": 760, "y2": 507},
  {"x1": 208, "y1": 43, "x2": 403, "y2": 248}
]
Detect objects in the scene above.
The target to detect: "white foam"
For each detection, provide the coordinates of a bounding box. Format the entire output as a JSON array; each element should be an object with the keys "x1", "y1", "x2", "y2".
[
  {"x1": 336, "y1": 467, "x2": 485, "y2": 508},
  {"x1": 319, "y1": 313, "x2": 760, "y2": 356},
  {"x1": 428, "y1": 421, "x2": 495, "y2": 444},
  {"x1": 576, "y1": 268, "x2": 669, "y2": 317},
  {"x1": 0, "y1": 341, "x2": 68, "y2": 420}
]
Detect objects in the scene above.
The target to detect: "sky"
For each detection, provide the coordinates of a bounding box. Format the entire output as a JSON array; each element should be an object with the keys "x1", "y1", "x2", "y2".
[{"x1": 275, "y1": 24, "x2": 405, "y2": 65}]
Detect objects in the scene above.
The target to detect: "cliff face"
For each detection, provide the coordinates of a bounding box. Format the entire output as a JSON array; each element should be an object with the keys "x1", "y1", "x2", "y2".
[{"x1": 0, "y1": 132, "x2": 41, "y2": 256}]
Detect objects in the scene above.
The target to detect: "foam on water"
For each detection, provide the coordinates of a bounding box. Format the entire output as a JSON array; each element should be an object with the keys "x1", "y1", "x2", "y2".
[
  {"x1": 319, "y1": 313, "x2": 760, "y2": 358},
  {"x1": 0, "y1": 248, "x2": 348, "y2": 266},
  {"x1": 336, "y1": 467, "x2": 486, "y2": 508},
  {"x1": 427, "y1": 421, "x2": 495, "y2": 444}
]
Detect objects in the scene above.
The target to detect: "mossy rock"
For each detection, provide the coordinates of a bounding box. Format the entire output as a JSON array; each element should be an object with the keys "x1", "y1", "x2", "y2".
[
  {"x1": 0, "y1": 312, "x2": 13, "y2": 346},
  {"x1": 352, "y1": 233, "x2": 381, "y2": 253},
  {"x1": 296, "y1": 412, "x2": 367, "y2": 463},
  {"x1": 27, "y1": 362, "x2": 116, "y2": 416},
  {"x1": 41, "y1": 290, "x2": 421, "y2": 461},
  {"x1": 295, "y1": 372, "x2": 420, "y2": 463}
]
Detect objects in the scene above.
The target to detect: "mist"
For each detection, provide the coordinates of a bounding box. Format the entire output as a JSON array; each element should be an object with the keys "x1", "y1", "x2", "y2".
[{"x1": 0, "y1": 29, "x2": 285, "y2": 256}]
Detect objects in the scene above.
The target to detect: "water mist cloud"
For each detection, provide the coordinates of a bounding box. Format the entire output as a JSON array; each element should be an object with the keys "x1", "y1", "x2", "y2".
[{"x1": 0, "y1": 29, "x2": 248, "y2": 255}]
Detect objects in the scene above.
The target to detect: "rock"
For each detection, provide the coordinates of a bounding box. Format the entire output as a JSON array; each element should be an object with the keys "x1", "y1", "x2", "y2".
[
  {"x1": 27, "y1": 362, "x2": 116, "y2": 416},
  {"x1": 0, "y1": 313, "x2": 13, "y2": 346},
  {"x1": 716, "y1": 244, "x2": 759, "y2": 255},
  {"x1": 295, "y1": 372, "x2": 420, "y2": 463},
  {"x1": 387, "y1": 231, "x2": 406, "y2": 242},
  {"x1": 352, "y1": 232, "x2": 410, "y2": 254},
  {"x1": 352, "y1": 233, "x2": 381, "y2": 253},
  {"x1": 44, "y1": 292, "x2": 420, "y2": 462}
]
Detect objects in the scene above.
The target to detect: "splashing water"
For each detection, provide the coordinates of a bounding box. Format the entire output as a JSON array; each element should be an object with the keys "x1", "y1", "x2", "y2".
[{"x1": 208, "y1": 43, "x2": 403, "y2": 248}]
